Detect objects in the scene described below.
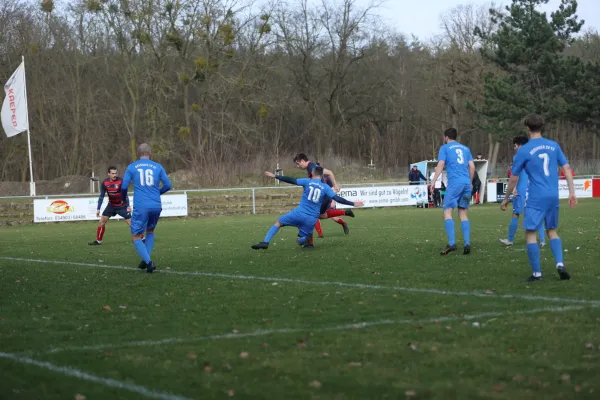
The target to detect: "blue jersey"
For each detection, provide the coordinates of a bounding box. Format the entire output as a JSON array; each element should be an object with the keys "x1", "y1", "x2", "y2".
[
  {"x1": 438, "y1": 142, "x2": 473, "y2": 186},
  {"x1": 123, "y1": 159, "x2": 172, "y2": 209},
  {"x1": 511, "y1": 138, "x2": 567, "y2": 210},
  {"x1": 296, "y1": 178, "x2": 336, "y2": 217}
]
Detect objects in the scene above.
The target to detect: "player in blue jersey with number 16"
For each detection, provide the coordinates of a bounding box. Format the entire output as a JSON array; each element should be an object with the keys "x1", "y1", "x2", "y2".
[
  {"x1": 122, "y1": 143, "x2": 172, "y2": 273},
  {"x1": 501, "y1": 114, "x2": 577, "y2": 282},
  {"x1": 430, "y1": 128, "x2": 475, "y2": 255}
]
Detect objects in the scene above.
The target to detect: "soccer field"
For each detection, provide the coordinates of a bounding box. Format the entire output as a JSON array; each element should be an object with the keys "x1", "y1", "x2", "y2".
[{"x1": 1, "y1": 200, "x2": 599, "y2": 400}]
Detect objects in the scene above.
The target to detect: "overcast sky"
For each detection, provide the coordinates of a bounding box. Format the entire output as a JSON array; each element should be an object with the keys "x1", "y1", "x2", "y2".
[{"x1": 326, "y1": 0, "x2": 600, "y2": 42}]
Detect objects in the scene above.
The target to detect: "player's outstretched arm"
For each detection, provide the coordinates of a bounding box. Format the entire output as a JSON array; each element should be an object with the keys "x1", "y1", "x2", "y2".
[
  {"x1": 159, "y1": 168, "x2": 172, "y2": 195},
  {"x1": 96, "y1": 183, "x2": 106, "y2": 216},
  {"x1": 121, "y1": 168, "x2": 132, "y2": 204},
  {"x1": 563, "y1": 164, "x2": 577, "y2": 208},
  {"x1": 323, "y1": 168, "x2": 339, "y2": 191},
  {"x1": 332, "y1": 195, "x2": 364, "y2": 207},
  {"x1": 430, "y1": 160, "x2": 445, "y2": 194},
  {"x1": 500, "y1": 175, "x2": 520, "y2": 211},
  {"x1": 264, "y1": 171, "x2": 298, "y2": 185},
  {"x1": 468, "y1": 160, "x2": 476, "y2": 180}
]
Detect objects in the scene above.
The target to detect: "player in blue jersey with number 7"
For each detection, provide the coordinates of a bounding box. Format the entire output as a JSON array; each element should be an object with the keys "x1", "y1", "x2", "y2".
[
  {"x1": 122, "y1": 143, "x2": 172, "y2": 273},
  {"x1": 430, "y1": 128, "x2": 475, "y2": 255},
  {"x1": 501, "y1": 114, "x2": 577, "y2": 282},
  {"x1": 251, "y1": 167, "x2": 364, "y2": 250}
]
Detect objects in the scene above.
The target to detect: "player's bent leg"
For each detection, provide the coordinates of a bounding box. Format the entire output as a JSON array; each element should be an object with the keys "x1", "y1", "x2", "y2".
[
  {"x1": 89, "y1": 216, "x2": 109, "y2": 245},
  {"x1": 252, "y1": 220, "x2": 283, "y2": 250},
  {"x1": 458, "y1": 207, "x2": 470, "y2": 254},
  {"x1": 440, "y1": 208, "x2": 457, "y2": 255},
  {"x1": 547, "y1": 228, "x2": 570, "y2": 280}
]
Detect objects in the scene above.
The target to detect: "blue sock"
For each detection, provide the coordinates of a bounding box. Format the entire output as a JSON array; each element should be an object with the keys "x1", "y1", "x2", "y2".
[
  {"x1": 145, "y1": 232, "x2": 155, "y2": 256},
  {"x1": 133, "y1": 239, "x2": 151, "y2": 263},
  {"x1": 263, "y1": 225, "x2": 280, "y2": 243},
  {"x1": 444, "y1": 219, "x2": 455, "y2": 246},
  {"x1": 526, "y1": 243, "x2": 541, "y2": 276},
  {"x1": 461, "y1": 220, "x2": 471, "y2": 246},
  {"x1": 550, "y1": 238, "x2": 564, "y2": 265},
  {"x1": 538, "y1": 227, "x2": 546, "y2": 244},
  {"x1": 507, "y1": 217, "x2": 519, "y2": 242}
]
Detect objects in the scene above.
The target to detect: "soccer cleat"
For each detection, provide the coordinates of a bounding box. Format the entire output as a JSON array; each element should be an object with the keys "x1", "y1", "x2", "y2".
[
  {"x1": 318, "y1": 234, "x2": 324, "y2": 239},
  {"x1": 342, "y1": 223, "x2": 349, "y2": 235},
  {"x1": 146, "y1": 261, "x2": 156, "y2": 273},
  {"x1": 540, "y1": 242, "x2": 546, "y2": 248},
  {"x1": 499, "y1": 239, "x2": 513, "y2": 247},
  {"x1": 302, "y1": 243, "x2": 315, "y2": 249},
  {"x1": 557, "y1": 266, "x2": 570, "y2": 280},
  {"x1": 88, "y1": 240, "x2": 101, "y2": 246},
  {"x1": 522, "y1": 275, "x2": 542, "y2": 283},
  {"x1": 440, "y1": 244, "x2": 457, "y2": 255},
  {"x1": 463, "y1": 244, "x2": 471, "y2": 255},
  {"x1": 344, "y1": 209, "x2": 355, "y2": 218},
  {"x1": 138, "y1": 260, "x2": 147, "y2": 270},
  {"x1": 251, "y1": 242, "x2": 269, "y2": 250}
]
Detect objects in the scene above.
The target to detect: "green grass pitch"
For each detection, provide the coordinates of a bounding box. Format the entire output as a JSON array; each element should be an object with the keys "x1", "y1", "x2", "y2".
[{"x1": 1, "y1": 200, "x2": 599, "y2": 400}]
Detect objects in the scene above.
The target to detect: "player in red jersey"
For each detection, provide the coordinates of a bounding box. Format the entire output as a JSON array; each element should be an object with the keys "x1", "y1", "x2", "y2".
[
  {"x1": 293, "y1": 153, "x2": 353, "y2": 236},
  {"x1": 88, "y1": 166, "x2": 140, "y2": 245}
]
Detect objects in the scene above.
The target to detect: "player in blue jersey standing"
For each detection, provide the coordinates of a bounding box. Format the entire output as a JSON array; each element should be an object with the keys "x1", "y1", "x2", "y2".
[
  {"x1": 251, "y1": 167, "x2": 364, "y2": 250},
  {"x1": 500, "y1": 136, "x2": 546, "y2": 247},
  {"x1": 430, "y1": 128, "x2": 475, "y2": 255},
  {"x1": 122, "y1": 143, "x2": 172, "y2": 273},
  {"x1": 501, "y1": 114, "x2": 577, "y2": 282}
]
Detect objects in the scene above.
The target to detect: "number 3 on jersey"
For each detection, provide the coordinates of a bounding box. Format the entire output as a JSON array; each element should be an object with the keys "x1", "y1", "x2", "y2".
[
  {"x1": 307, "y1": 186, "x2": 322, "y2": 203},
  {"x1": 538, "y1": 153, "x2": 550, "y2": 177},
  {"x1": 137, "y1": 168, "x2": 154, "y2": 186},
  {"x1": 455, "y1": 149, "x2": 464, "y2": 164}
]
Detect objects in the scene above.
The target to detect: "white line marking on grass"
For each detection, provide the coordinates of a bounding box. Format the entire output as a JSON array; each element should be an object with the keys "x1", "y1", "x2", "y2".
[
  {"x1": 0, "y1": 352, "x2": 191, "y2": 400},
  {"x1": 2, "y1": 256, "x2": 599, "y2": 306},
  {"x1": 43, "y1": 305, "x2": 592, "y2": 354}
]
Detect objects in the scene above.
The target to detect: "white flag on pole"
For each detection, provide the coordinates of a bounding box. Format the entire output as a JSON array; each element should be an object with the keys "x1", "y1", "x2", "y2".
[{"x1": 1, "y1": 61, "x2": 29, "y2": 137}]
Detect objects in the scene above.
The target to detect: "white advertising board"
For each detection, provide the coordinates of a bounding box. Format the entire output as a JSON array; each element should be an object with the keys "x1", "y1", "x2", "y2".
[
  {"x1": 33, "y1": 194, "x2": 188, "y2": 223},
  {"x1": 335, "y1": 185, "x2": 428, "y2": 209},
  {"x1": 486, "y1": 178, "x2": 593, "y2": 203}
]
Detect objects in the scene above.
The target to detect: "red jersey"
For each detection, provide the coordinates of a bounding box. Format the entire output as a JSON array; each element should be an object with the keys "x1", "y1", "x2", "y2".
[{"x1": 98, "y1": 177, "x2": 127, "y2": 209}]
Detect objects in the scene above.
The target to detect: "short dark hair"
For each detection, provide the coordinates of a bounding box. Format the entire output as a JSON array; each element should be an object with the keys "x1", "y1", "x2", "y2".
[
  {"x1": 524, "y1": 114, "x2": 544, "y2": 133},
  {"x1": 513, "y1": 135, "x2": 529, "y2": 146},
  {"x1": 107, "y1": 166, "x2": 117, "y2": 173},
  {"x1": 313, "y1": 166, "x2": 324, "y2": 177},
  {"x1": 444, "y1": 127, "x2": 458, "y2": 140},
  {"x1": 293, "y1": 153, "x2": 309, "y2": 162}
]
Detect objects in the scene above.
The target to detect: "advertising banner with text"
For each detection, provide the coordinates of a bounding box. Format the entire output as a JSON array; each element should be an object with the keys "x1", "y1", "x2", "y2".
[
  {"x1": 33, "y1": 194, "x2": 188, "y2": 223},
  {"x1": 486, "y1": 178, "x2": 596, "y2": 203},
  {"x1": 335, "y1": 185, "x2": 429, "y2": 209}
]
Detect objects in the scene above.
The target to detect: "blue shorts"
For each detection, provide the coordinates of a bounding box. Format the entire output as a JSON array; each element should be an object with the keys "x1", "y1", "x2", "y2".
[
  {"x1": 523, "y1": 205, "x2": 559, "y2": 231},
  {"x1": 443, "y1": 184, "x2": 472, "y2": 210},
  {"x1": 512, "y1": 195, "x2": 524, "y2": 215},
  {"x1": 319, "y1": 198, "x2": 336, "y2": 215},
  {"x1": 130, "y1": 208, "x2": 162, "y2": 235},
  {"x1": 279, "y1": 210, "x2": 318, "y2": 237}
]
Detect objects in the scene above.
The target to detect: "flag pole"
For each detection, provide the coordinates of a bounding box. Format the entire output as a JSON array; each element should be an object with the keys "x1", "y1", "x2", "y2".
[{"x1": 22, "y1": 55, "x2": 35, "y2": 196}]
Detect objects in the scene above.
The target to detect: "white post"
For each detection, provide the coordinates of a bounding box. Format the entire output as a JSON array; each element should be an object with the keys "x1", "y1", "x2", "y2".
[
  {"x1": 22, "y1": 56, "x2": 35, "y2": 196},
  {"x1": 252, "y1": 188, "x2": 256, "y2": 214}
]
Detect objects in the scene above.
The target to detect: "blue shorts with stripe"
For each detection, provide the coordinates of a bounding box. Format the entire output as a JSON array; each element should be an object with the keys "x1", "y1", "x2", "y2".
[
  {"x1": 443, "y1": 184, "x2": 472, "y2": 210},
  {"x1": 130, "y1": 208, "x2": 162, "y2": 235},
  {"x1": 279, "y1": 209, "x2": 318, "y2": 237}
]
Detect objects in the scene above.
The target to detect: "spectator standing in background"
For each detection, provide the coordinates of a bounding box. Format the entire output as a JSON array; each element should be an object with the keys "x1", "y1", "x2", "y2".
[{"x1": 409, "y1": 165, "x2": 427, "y2": 185}]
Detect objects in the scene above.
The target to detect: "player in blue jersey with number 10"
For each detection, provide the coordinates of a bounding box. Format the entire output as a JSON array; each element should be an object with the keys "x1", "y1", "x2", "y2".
[
  {"x1": 501, "y1": 114, "x2": 577, "y2": 282},
  {"x1": 122, "y1": 143, "x2": 172, "y2": 273},
  {"x1": 430, "y1": 127, "x2": 475, "y2": 255},
  {"x1": 251, "y1": 167, "x2": 364, "y2": 250}
]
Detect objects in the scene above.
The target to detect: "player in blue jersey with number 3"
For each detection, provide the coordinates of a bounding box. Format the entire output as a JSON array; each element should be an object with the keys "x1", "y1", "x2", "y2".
[
  {"x1": 501, "y1": 114, "x2": 577, "y2": 282},
  {"x1": 122, "y1": 143, "x2": 172, "y2": 273},
  {"x1": 251, "y1": 167, "x2": 364, "y2": 250},
  {"x1": 430, "y1": 128, "x2": 475, "y2": 255}
]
